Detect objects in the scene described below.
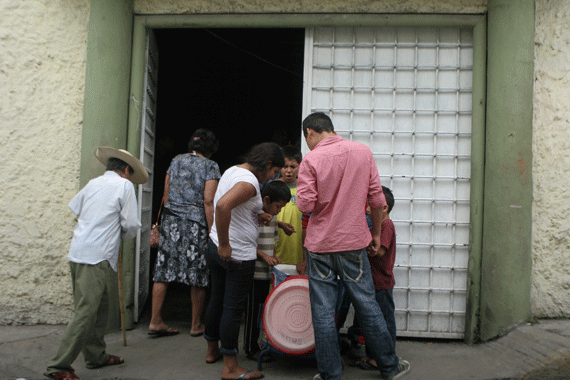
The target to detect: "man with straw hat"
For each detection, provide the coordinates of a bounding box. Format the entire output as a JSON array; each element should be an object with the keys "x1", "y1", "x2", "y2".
[{"x1": 44, "y1": 147, "x2": 148, "y2": 380}]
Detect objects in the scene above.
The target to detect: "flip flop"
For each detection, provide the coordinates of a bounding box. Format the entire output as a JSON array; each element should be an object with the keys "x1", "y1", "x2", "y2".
[
  {"x1": 221, "y1": 369, "x2": 264, "y2": 380},
  {"x1": 148, "y1": 327, "x2": 180, "y2": 337},
  {"x1": 190, "y1": 331, "x2": 204, "y2": 337},
  {"x1": 206, "y1": 354, "x2": 223, "y2": 364}
]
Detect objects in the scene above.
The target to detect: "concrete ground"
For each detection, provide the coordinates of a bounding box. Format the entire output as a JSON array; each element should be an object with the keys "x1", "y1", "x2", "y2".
[{"x1": 1, "y1": 316, "x2": 570, "y2": 380}]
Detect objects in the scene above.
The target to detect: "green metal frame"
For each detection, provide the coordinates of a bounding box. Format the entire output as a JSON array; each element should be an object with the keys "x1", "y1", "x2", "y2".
[{"x1": 480, "y1": 0, "x2": 535, "y2": 342}]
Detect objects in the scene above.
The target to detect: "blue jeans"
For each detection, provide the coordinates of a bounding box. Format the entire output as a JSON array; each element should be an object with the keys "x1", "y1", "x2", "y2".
[
  {"x1": 364, "y1": 288, "x2": 396, "y2": 359},
  {"x1": 204, "y1": 239, "x2": 255, "y2": 355},
  {"x1": 307, "y1": 249, "x2": 399, "y2": 380}
]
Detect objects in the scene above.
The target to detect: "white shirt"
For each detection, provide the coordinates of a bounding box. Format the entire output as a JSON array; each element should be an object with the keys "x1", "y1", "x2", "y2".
[
  {"x1": 67, "y1": 171, "x2": 141, "y2": 271},
  {"x1": 209, "y1": 166, "x2": 262, "y2": 261}
]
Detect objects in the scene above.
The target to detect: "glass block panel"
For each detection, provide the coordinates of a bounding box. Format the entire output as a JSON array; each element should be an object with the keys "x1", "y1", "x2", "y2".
[{"x1": 306, "y1": 26, "x2": 474, "y2": 339}]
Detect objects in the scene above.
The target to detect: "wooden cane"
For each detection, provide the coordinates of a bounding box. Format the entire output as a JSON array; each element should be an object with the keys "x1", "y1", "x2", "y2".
[{"x1": 117, "y1": 249, "x2": 127, "y2": 346}]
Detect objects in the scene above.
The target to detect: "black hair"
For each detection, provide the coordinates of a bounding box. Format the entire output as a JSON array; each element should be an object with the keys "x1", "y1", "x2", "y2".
[
  {"x1": 382, "y1": 186, "x2": 395, "y2": 213},
  {"x1": 188, "y1": 128, "x2": 219, "y2": 157},
  {"x1": 107, "y1": 157, "x2": 134, "y2": 175},
  {"x1": 262, "y1": 180, "x2": 292, "y2": 203},
  {"x1": 302, "y1": 112, "x2": 335, "y2": 137},
  {"x1": 244, "y1": 142, "x2": 285, "y2": 172},
  {"x1": 281, "y1": 145, "x2": 302, "y2": 164}
]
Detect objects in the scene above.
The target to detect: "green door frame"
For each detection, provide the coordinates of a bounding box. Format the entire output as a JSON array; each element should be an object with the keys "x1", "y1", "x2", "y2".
[
  {"x1": 129, "y1": 13, "x2": 487, "y2": 342},
  {"x1": 81, "y1": 0, "x2": 534, "y2": 343}
]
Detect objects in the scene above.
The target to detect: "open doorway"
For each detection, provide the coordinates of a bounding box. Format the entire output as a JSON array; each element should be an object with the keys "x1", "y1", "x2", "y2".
[{"x1": 144, "y1": 28, "x2": 305, "y2": 322}]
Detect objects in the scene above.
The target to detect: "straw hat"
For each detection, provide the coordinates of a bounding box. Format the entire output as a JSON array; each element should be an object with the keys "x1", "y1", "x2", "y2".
[{"x1": 95, "y1": 146, "x2": 149, "y2": 184}]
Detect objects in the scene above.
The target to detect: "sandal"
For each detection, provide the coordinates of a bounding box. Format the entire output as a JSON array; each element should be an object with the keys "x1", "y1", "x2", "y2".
[
  {"x1": 221, "y1": 368, "x2": 264, "y2": 380},
  {"x1": 86, "y1": 354, "x2": 124, "y2": 369},
  {"x1": 43, "y1": 371, "x2": 80, "y2": 380}
]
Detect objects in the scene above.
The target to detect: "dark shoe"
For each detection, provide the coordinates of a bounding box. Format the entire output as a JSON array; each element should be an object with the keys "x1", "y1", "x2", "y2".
[{"x1": 383, "y1": 359, "x2": 410, "y2": 380}]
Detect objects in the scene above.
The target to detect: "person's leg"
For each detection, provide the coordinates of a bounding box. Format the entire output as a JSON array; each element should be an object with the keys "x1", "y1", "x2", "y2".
[
  {"x1": 243, "y1": 279, "x2": 257, "y2": 355},
  {"x1": 307, "y1": 250, "x2": 343, "y2": 380},
  {"x1": 83, "y1": 261, "x2": 112, "y2": 368},
  {"x1": 376, "y1": 288, "x2": 397, "y2": 349},
  {"x1": 148, "y1": 282, "x2": 171, "y2": 331},
  {"x1": 219, "y1": 260, "x2": 255, "y2": 353},
  {"x1": 204, "y1": 240, "x2": 225, "y2": 362},
  {"x1": 244, "y1": 279, "x2": 270, "y2": 356},
  {"x1": 190, "y1": 285, "x2": 206, "y2": 336},
  {"x1": 363, "y1": 288, "x2": 397, "y2": 367},
  {"x1": 339, "y1": 249, "x2": 398, "y2": 378},
  {"x1": 190, "y1": 220, "x2": 210, "y2": 336},
  {"x1": 219, "y1": 260, "x2": 262, "y2": 379},
  {"x1": 46, "y1": 262, "x2": 107, "y2": 375}
]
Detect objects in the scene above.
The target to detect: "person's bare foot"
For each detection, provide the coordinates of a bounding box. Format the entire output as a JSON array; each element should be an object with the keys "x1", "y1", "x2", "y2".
[
  {"x1": 206, "y1": 341, "x2": 222, "y2": 364},
  {"x1": 221, "y1": 366, "x2": 264, "y2": 380},
  {"x1": 148, "y1": 322, "x2": 170, "y2": 331},
  {"x1": 190, "y1": 323, "x2": 205, "y2": 337}
]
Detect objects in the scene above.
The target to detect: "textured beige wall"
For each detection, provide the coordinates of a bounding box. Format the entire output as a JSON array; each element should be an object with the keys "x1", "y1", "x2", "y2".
[
  {"x1": 1, "y1": 0, "x2": 569, "y2": 325},
  {"x1": 532, "y1": 0, "x2": 570, "y2": 318},
  {"x1": 0, "y1": 0, "x2": 89, "y2": 324}
]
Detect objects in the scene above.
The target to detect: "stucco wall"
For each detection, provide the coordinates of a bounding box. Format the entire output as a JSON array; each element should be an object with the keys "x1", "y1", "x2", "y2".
[
  {"x1": 0, "y1": 0, "x2": 90, "y2": 324},
  {"x1": 1, "y1": 0, "x2": 569, "y2": 326},
  {"x1": 532, "y1": 0, "x2": 570, "y2": 318}
]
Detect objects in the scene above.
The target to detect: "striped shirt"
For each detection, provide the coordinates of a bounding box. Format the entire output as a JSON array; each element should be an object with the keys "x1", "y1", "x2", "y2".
[{"x1": 254, "y1": 216, "x2": 279, "y2": 280}]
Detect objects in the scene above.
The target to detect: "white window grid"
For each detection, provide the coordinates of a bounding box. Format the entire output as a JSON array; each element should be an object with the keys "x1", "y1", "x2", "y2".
[{"x1": 307, "y1": 27, "x2": 473, "y2": 338}]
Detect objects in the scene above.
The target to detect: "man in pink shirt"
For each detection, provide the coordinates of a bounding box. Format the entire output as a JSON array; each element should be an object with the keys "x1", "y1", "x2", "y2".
[{"x1": 297, "y1": 113, "x2": 410, "y2": 380}]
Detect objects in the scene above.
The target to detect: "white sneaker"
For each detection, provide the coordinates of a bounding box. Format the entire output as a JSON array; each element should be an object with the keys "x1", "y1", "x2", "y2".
[
  {"x1": 313, "y1": 374, "x2": 322, "y2": 380},
  {"x1": 383, "y1": 359, "x2": 410, "y2": 380}
]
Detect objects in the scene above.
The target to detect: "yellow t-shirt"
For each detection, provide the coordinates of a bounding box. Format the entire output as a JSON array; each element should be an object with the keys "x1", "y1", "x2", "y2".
[{"x1": 275, "y1": 184, "x2": 304, "y2": 265}]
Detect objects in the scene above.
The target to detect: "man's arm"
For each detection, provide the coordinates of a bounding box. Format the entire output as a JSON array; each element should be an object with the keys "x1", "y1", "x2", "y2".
[
  {"x1": 121, "y1": 183, "x2": 141, "y2": 240},
  {"x1": 296, "y1": 160, "x2": 317, "y2": 213}
]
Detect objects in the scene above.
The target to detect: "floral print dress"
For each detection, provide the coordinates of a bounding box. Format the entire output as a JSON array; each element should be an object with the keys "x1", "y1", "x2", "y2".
[{"x1": 153, "y1": 153, "x2": 220, "y2": 287}]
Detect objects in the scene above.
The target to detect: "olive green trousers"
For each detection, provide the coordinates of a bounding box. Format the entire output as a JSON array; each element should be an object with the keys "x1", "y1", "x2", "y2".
[{"x1": 46, "y1": 261, "x2": 112, "y2": 374}]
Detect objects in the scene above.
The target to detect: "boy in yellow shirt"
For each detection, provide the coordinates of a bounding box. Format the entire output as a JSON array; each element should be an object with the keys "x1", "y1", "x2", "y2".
[{"x1": 275, "y1": 146, "x2": 306, "y2": 273}]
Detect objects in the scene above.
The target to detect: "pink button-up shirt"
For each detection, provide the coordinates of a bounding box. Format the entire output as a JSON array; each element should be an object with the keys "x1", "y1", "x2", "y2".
[{"x1": 297, "y1": 135, "x2": 387, "y2": 253}]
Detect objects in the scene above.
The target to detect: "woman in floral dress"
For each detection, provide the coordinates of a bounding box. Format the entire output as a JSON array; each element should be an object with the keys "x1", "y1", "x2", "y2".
[{"x1": 148, "y1": 129, "x2": 220, "y2": 337}]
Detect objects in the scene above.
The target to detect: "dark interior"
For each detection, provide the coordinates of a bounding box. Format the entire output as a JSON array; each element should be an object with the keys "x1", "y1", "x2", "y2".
[{"x1": 143, "y1": 28, "x2": 305, "y2": 321}]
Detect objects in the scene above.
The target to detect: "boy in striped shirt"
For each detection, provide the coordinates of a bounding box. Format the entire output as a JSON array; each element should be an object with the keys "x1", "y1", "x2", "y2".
[{"x1": 244, "y1": 180, "x2": 291, "y2": 362}]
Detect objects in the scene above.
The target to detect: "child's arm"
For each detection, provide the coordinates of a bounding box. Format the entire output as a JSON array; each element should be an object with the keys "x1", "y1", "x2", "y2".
[
  {"x1": 366, "y1": 206, "x2": 383, "y2": 257},
  {"x1": 258, "y1": 212, "x2": 272, "y2": 226},
  {"x1": 257, "y1": 249, "x2": 282, "y2": 266},
  {"x1": 374, "y1": 246, "x2": 388, "y2": 258},
  {"x1": 277, "y1": 221, "x2": 296, "y2": 236}
]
